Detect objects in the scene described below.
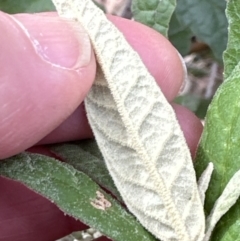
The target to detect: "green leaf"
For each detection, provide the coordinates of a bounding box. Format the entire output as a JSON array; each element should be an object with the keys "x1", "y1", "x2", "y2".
[
  {"x1": 49, "y1": 140, "x2": 123, "y2": 202},
  {"x1": 0, "y1": 152, "x2": 157, "y2": 241},
  {"x1": 73, "y1": 139, "x2": 104, "y2": 160},
  {"x1": 131, "y1": 0, "x2": 176, "y2": 37},
  {"x1": 174, "y1": 94, "x2": 211, "y2": 119},
  {"x1": 196, "y1": 0, "x2": 240, "y2": 241},
  {"x1": 92, "y1": 0, "x2": 105, "y2": 12},
  {"x1": 223, "y1": 0, "x2": 240, "y2": 79},
  {"x1": 0, "y1": 0, "x2": 105, "y2": 14},
  {"x1": 204, "y1": 168, "x2": 240, "y2": 241},
  {"x1": 168, "y1": 12, "x2": 192, "y2": 56},
  {"x1": 175, "y1": 0, "x2": 228, "y2": 62},
  {"x1": 0, "y1": 0, "x2": 55, "y2": 13},
  {"x1": 195, "y1": 62, "x2": 240, "y2": 241},
  {"x1": 195, "y1": 0, "x2": 240, "y2": 237}
]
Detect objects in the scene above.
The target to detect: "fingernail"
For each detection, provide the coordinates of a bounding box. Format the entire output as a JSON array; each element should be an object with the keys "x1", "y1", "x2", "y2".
[
  {"x1": 177, "y1": 51, "x2": 189, "y2": 94},
  {"x1": 11, "y1": 14, "x2": 91, "y2": 69}
]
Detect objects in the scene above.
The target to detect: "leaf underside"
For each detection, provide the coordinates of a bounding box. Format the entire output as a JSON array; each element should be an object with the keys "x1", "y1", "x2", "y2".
[
  {"x1": 52, "y1": 0, "x2": 205, "y2": 240},
  {"x1": 197, "y1": 162, "x2": 214, "y2": 205}
]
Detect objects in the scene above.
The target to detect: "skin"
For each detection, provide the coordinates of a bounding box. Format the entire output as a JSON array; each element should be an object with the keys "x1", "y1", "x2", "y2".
[{"x1": 0, "y1": 11, "x2": 203, "y2": 241}]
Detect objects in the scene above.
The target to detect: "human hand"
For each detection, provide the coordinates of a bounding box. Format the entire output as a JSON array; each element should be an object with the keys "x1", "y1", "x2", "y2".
[{"x1": 0, "y1": 11, "x2": 203, "y2": 241}]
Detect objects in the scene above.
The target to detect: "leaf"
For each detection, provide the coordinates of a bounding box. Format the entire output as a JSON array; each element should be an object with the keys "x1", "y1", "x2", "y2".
[
  {"x1": 197, "y1": 162, "x2": 214, "y2": 205},
  {"x1": 0, "y1": 0, "x2": 55, "y2": 13},
  {"x1": 73, "y1": 139, "x2": 104, "y2": 160},
  {"x1": 174, "y1": 95, "x2": 211, "y2": 119},
  {"x1": 203, "y1": 169, "x2": 240, "y2": 241},
  {"x1": 131, "y1": 0, "x2": 176, "y2": 37},
  {"x1": 52, "y1": 0, "x2": 205, "y2": 240},
  {"x1": 92, "y1": 0, "x2": 106, "y2": 12},
  {"x1": 168, "y1": 12, "x2": 192, "y2": 56},
  {"x1": 49, "y1": 140, "x2": 122, "y2": 202},
  {"x1": 0, "y1": 152, "x2": 157, "y2": 241},
  {"x1": 175, "y1": 0, "x2": 228, "y2": 62},
  {"x1": 223, "y1": 0, "x2": 240, "y2": 79},
  {"x1": 195, "y1": 0, "x2": 240, "y2": 236},
  {"x1": 195, "y1": 63, "x2": 240, "y2": 241}
]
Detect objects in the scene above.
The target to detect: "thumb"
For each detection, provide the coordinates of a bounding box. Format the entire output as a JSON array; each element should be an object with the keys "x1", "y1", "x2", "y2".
[{"x1": 0, "y1": 12, "x2": 96, "y2": 159}]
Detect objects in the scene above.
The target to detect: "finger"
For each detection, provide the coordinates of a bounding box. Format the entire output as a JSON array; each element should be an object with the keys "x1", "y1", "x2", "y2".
[
  {"x1": 107, "y1": 15, "x2": 185, "y2": 101},
  {"x1": 0, "y1": 177, "x2": 88, "y2": 241},
  {"x1": 39, "y1": 104, "x2": 202, "y2": 159},
  {"x1": 0, "y1": 12, "x2": 96, "y2": 159},
  {"x1": 38, "y1": 103, "x2": 93, "y2": 145},
  {"x1": 0, "y1": 108, "x2": 202, "y2": 241},
  {"x1": 0, "y1": 13, "x2": 201, "y2": 241},
  {"x1": 39, "y1": 103, "x2": 203, "y2": 158},
  {"x1": 172, "y1": 103, "x2": 203, "y2": 158},
  {"x1": 40, "y1": 15, "x2": 187, "y2": 144}
]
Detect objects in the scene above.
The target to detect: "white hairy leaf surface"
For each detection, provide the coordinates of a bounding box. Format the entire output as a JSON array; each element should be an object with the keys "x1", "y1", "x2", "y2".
[
  {"x1": 52, "y1": 0, "x2": 205, "y2": 240},
  {"x1": 203, "y1": 169, "x2": 240, "y2": 241},
  {"x1": 197, "y1": 162, "x2": 214, "y2": 205}
]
